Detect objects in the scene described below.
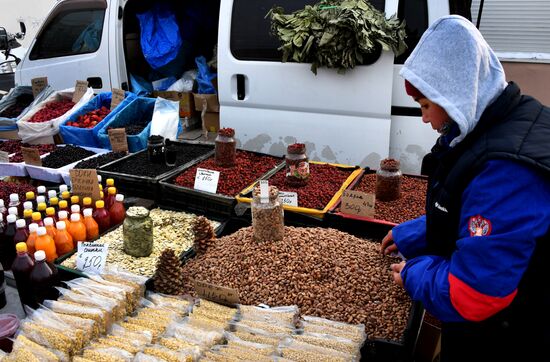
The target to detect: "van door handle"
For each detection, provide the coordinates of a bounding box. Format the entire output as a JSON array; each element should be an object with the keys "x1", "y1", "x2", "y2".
[
  {"x1": 236, "y1": 74, "x2": 245, "y2": 100},
  {"x1": 87, "y1": 77, "x2": 103, "y2": 89}
]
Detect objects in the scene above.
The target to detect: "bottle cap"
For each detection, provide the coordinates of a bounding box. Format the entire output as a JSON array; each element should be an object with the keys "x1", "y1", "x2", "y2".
[
  {"x1": 23, "y1": 201, "x2": 33, "y2": 210},
  {"x1": 46, "y1": 207, "x2": 55, "y2": 216},
  {"x1": 83, "y1": 208, "x2": 93, "y2": 217},
  {"x1": 58, "y1": 210, "x2": 68, "y2": 220},
  {"x1": 32, "y1": 212, "x2": 42, "y2": 221},
  {"x1": 71, "y1": 213, "x2": 80, "y2": 222},
  {"x1": 49, "y1": 197, "x2": 59, "y2": 206},
  {"x1": 71, "y1": 196, "x2": 79, "y2": 204},
  {"x1": 108, "y1": 187, "x2": 116, "y2": 195},
  {"x1": 0, "y1": 214, "x2": 3, "y2": 221},
  {"x1": 96, "y1": 200, "x2": 105, "y2": 208},
  {"x1": 8, "y1": 207, "x2": 18, "y2": 215},
  {"x1": 24, "y1": 209, "x2": 33, "y2": 218},
  {"x1": 16, "y1": 219, "x2": 26, "y2": 228},
  {"x1": 37, "y1": 196, "x2": 46, "y2": 204},
  {"x1": 115, "y1": 194, "x2": 124, "y2": 202},
  {"x1": 44, "y1": 217, "x2": 54, "y2": 226},
  {"x1": 7, "y1": 214, "x2": 16, "y2": 223},
  {"x1": 37, "y1": 202, "x2": 47, "y2": 211},
  {"x1": 10, "y1": 194, "x2": 19, "y2": 202},
  {"x1": 34, "y1": 250, "x2": 46, "y2": 261},
  {"x1": 0, "y1": 199, "x2": 4, "y2": 207},
  {"x1": 106, "y1": 178, "x2": 114, "y2": 186},
  {"x1": 62, "y1": 191, "x2": 70, "y2": 199},
  {"x1": 25, "y1": 191, "x2": 35, "y2": 200},
  {"x1": 97, "y1": 175, "x2": 102, "y2": 183},
  {"x1": 59, "y1": 200, "x2": 68, "y2": 209},
  {"x1": 83, "y1": 197, "x2": 92, "y2": 206},
  {"x1": 56, "y1": 221, "x2": 66, "y2": 230},
  {"x1": 59, "y1": 185, "x2": 68, "y2": 193},
  {"x1": 16, "y1": 242, "x2": 27, "y2": 253},
  {"x1": 100, "y1": 191, "x2": 104, "y2": 199},
  {"x1": 71, "y1": 205, "x2": 80, "y2": 213},
  {"x1": 48, "y1": 190, "x2": 57, "y2": 199},
  {"x1": 29, "y1": 223, "x2": 38, "y2": 233},
  {"x1": 37, "y1": 186, "x2": 46, "y2": 194},
  {"x1": 37, "y1": 227, "x2": 47, "y2": 236}
]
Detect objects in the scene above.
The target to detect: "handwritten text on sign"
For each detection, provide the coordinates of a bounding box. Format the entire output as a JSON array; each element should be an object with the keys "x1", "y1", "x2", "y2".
[
  {"x1": 194, "y1": 168, "x2": 220, "y2": 194},
  {"x1": 0, "y1": 151, "x2": 9, "y2": 163},
  {"x1": 193, "y1": 279, "x2": 240, "y2": 306},
  {"x1": 76, "y1": 242, "x2": 108, "y2": 274},
  {"x1": 31, "y1": 77, "x2": 48, "y2": 97},
  {"x1": 279, "y1": 191, "x2": 298, "y2": 207},
  {"x1": 110, "y1": 88, "x2": 126, "y2": 110},
  {"x1": 72, "y1": 80, "x2": 89, "y2": 103},
  {"x1": 108, "y1": 128, "x2": 129, "y2": 153},
  {"x1": 21, "y1": 147, "x2": 42, "y2": 166},
  {"x1": 69, "y1": 169, "x2": 101, "y2": 201},
  {"x1": 341, "y1": 190, "x2": 375, "y2": 218}
]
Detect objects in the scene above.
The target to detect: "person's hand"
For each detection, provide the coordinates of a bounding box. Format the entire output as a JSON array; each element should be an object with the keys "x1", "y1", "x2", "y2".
[
  {"x1": 380, "y1": 230, "x2": 398, "y2": 255},
  {"x1": 391, "y1": 261, "x2": 406, "y2": 288}
]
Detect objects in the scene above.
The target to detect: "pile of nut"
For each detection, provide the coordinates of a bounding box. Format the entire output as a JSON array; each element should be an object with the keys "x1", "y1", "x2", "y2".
[
  {"x1": 181, "y1": 226, "x2": 412, "y2": 341},
  {"x1": 62, "y1": 208, "x2": 220, "y2": 276}
]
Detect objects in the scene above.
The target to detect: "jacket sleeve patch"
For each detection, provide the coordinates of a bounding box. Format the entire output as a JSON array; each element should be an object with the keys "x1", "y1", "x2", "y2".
[{"x1": 468, "y1": 214, "x2": 492, "y2": 236}]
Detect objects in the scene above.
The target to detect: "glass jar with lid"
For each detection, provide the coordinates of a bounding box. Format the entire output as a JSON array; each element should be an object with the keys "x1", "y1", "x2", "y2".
[
  {"x1": 285, "y1": 143, "x2": 310, "y2": 187},
  {"x1": 375, "y1": 158, "x2": 402, "y2": 202},
  {"x1": 147, "y1": 135, "x2": 165, "y2": 164},
  {"x1": 215, "y1": 128, "x2": 236, "y2": 167},
  {"x1": 123, "y1": 206, "x2": 153, "y2": 257},
  {"x1": 252, "y1": 184, "x2": 284, "y2": 243}
]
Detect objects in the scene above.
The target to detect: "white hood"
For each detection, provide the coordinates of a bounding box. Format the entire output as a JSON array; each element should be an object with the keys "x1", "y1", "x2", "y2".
[{"x1": 400, "y1": 15, "x2": 508, "y2": 146}]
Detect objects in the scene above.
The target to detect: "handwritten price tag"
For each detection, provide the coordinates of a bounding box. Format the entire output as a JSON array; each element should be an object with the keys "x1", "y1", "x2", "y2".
[
  {"x1": 31, "y1": 77, "x2": 48, "y2": 97},
  {"x1": 194, "y1": 168, "x2": 220, "y2": 193},
  {"x1": 279, "y1": 191, "x2": 298, "y2": 207},
  {"x1": 76, "y1": 242, "x2": 108, "y2": 274},
  {"x1": 341, "y1": 190, "x2": 375, "y2": 218},
  {"x1": 21, "y1": 147, "x2": 42, "y2": 166},
  {"x1": 69, "y1": 168, "x2": 101, "y2": 201},
  {"x1": 108, "y1": 128, "x2": 129, "y2": 153},
  {"x1": 72, "y1": 80, "x2": 89, "y2": 103},
  {"x1": 193, "y1": 279, "x2": 240, "y2": 306},
  {"x1": 110, "y1": 88, "x2": 125, "y2": 110},
  {"x1": 0, "y1": 151, "x2": 9, "y2": 163}
]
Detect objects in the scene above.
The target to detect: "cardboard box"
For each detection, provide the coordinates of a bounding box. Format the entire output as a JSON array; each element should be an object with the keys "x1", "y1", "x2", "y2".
[
  {"x1": 193, "y1": 93, "x2": 220, "y2": 133},
  {"x1": 153, "y1": 91, "x2": 195, "y2": 118},
  {"x1": 202, "y1": 112, "x2": 220, "y2": 133}
]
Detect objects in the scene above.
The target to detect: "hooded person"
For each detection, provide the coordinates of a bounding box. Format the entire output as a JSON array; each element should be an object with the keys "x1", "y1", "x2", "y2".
[{"x1": 379, "y1": 15, "x2": 550, "y2": 362}]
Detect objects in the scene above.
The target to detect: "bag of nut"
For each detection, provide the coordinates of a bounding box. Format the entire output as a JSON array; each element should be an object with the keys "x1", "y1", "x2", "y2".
[
  {"x1": 146, "y1": 292, "x2": 193, "y2": 316},
  {"x1": 279, "y1": 339, "x2": 357, "y2": 362},
  {"x1": 81, "y1": 346, "x2": 134, "y2": 362},
  {"x1": 238, "y1": 304, "x2": 299, "y2": 326},
  {"x1": 7, "y1": 334, "x2": 65, "y2": 362}
]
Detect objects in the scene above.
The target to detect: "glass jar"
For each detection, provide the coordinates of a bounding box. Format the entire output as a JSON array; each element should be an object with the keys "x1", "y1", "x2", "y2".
[
  {"x1": 375, "y1": 158, "x2": 402, "y2": 202},
  {"x1": 164, "y1": 139, "x2": 177, "y2": 167},
  {"x1": 123, "y1": 206, "x2": 153, "y2": 257},
  {"x1": 252, "y1": 185, "x2": 284, "y2": 243},
  {"x1": 215, "y1": 128, "x2": 236, "y2": 167},
  {"x1": 147, "y1": 135, "x2": 165, "y2": 164},
  {"x1": 285, "y1": 143, "x2": 310, "y2": 187}
]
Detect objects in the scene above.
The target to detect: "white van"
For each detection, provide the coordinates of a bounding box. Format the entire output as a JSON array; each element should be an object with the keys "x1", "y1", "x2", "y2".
[{"x1": 15, "y1": 0, "x2": 469, "y2": 174}]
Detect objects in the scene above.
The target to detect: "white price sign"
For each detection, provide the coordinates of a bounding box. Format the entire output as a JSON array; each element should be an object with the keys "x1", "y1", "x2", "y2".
[
  {"x1": 76, "y1": 242, "x2": 108, "y2": 274},
  {"x1": 0, "y1": 151, "x2": 9, "y2": 163},
  {"x1": 193, "y1": 168, "x2": 220, "y2": 194},
  {"x1": 279, "y1": 191, "x2": 298, "y2": 207}
]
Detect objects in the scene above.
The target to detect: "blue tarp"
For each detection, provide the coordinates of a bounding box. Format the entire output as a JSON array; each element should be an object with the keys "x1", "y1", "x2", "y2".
[{"x1": 59, "y1": 91, "x2": 137, "y2": 148}]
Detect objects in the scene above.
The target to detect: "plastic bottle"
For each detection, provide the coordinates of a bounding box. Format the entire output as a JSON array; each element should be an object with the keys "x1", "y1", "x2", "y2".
[
  {"x1": 99, "y1": 191, "x2": 104, "y2": 201},
  {"x1": 30, "y1": 250, "x2": 58, "y2": 306},
  {"x1": 0, "y1": 215, "x2": 8, "y2": 269},
  {"x1": 37, "y1": 202, "x2": 47, "y2": 220},
  {"x1": 54, "y1": 221, "x2": 74, "y2": 256},
  {"x1": 68, "y1": 214, "x2": 87, "y2": 243},
  {"x1": 34, "y1": 227, "x2": 57, "y2": 263},
  {"x1": 25, "y1": 191, "x2": 36, "y2": 210},
  {"x1": 23, "y1": 201, "x2": 33, "y2": 212},
  {"x1": 58, "y1": 200, "x2": 69, "y2": 214},
  {"x1": 0, "y1": 199, "x2": 7, "y2": 220},
  {"x1": 11, "y1": 242, "x2": 34, "y2": 308},
  {"x1": 106, "y1": 178, "x2": 115, "y2": 188},
  {"x1": 58, "y1": 210, "x2": 70, "y2": 228},
  {"x1": 37, "y1": 186, "x2": 47, "y2": 199},
  {"x1": 93, "y1": 200, "x2": 111, "y2": 234},
  {"x1": 45, "y1": 207, "x2": 57, "y2": 223},
  {"x1": 8, "y1": 194, "x2": 21, "y2": 215},
  {"x1": 61, "y1": 191, "x2": 71, "y2": 203},
  {"x1": 105, "y1": 187, "x2": 117, "y2": 210},
  {"x1": 71, "y1": 204, "x2": 81, "y2": 218},
  {"x1": 83, "y1": 209, "x2": 99, "y2": 241},
  {"x1": 0, "y1": 264, "x2": 5, "y2": 308},
  {"x1": 8, "y1": 207, "x2": 18, "y2": 217},
  {"x1": 44, "y1": 217, "x2": 57, "y2": 240},
  {"x1": 58, "y1": 184, "x2": 68, "y2": 198},
  {"x1": 82, "y1": 197, "x2": 93, "y2": 211},
  {"x1": 109, "y1": 194, "x2": 126, "y2": 226},
  {"x1": 97, "y1": 175, "x2": 102, "y2": 185},
  {"x1": 13, "y1": 219, "x2": 29, "y2": 249},
  {"x1": 1, "y1": 214, "x2": 17, "y2": 270},
  {"x1": 71, "y1": 195, "x2": 80, "y2": 208},
  {"x1": 32, "y1": 212, "x2": 44, "y2": 227},
  {"x1": 49, "y1": 196, "x2": 59, "y2": 211},
  {"x1": 47, "y1": 190, "x2": 57, "y2": 201},
  {"x1": 36, "y1": 195, "x2": 46, "y2": 206},
  {"x1": 26, "y1": 223, "x2": 39, "y2": 256},
  {"x1": 23, "y1": 209, "x2": 33, "y2": 227}
]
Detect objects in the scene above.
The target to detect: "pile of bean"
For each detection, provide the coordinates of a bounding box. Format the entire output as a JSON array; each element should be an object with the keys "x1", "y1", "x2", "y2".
[
  {"x1": 28, "y1": 99, "x2": 75, "y2": 123},
  {"x1": 74, "y1": 152, "x2": 127, "y2": 169},
  {"x1": 181, "y1": 226, "x2": 412, "y2": 341},
  {"x1": 174, "y1": 151, "x2": 282, "y2": 196},
  {"x1": 344, "y1": 173, "x2": 427, "y2": 224},
  {"x1": 0, "y1": 140, "x2": 23, "y2": 154},
  {"x1": 103, "y1": 143, "x2": 213, "y2": 178},
  {"x1": 268, "y1": 163, "x2": 353, "y2": 210},
  {"x1": 9, "y1": 144, "x2": 57, "y2": 163},
  {"x1": 41, "y1": 145, "x2": 96, "y2": 168},
  {"x1": 0, "y1": 93, "x2": 34, "y2": 118},
  {"x1": 0, "y1": 181, "x2": 36, "y2": 208}
]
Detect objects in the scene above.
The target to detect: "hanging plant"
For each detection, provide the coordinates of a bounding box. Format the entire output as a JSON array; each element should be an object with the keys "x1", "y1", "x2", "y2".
[{"x1": 267, "y1": 0, "x2": 407, "y2": 74}]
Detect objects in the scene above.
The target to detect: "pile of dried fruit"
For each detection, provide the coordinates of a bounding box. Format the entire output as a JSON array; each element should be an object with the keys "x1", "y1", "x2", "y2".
[
  {"x1": 66, "y1": 106, "x2": 111, "y2": 128},
  {"x1": 174, "y1": 151, "x2": 281, "y2": 196},
  {"x1": 28, "y1": 99, "x2": 75, "y2": 123},
  {"x1": 9, "y1": 144, "x2": 57, "y2": 163},
  {"x1": 0, "y1": 140, "x2": 23, "y2": 154},
  {"x1": 0, "y1": 93, "x2": 34, "y2": 118},
  {"x1": 74, "y1": 152, "x2": 127, "y2": 169},
  {"x1": 41, "y1": 145, "x2": 95, "y2": 168},
  {"x1": 181, "y1": 226, "x2": 411, "y2": 341},
  {"x1": 0, "y1": 181, "x2": 36, "y2": 208}
]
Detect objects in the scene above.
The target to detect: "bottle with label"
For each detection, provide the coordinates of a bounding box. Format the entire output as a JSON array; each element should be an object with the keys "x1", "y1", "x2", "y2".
[
  {"x1": 83, "y1": 209, "x2": 99, "y2": 241},
  {"x1": 32, "y1": 212, "x2": 44, "y2": 227},
  {"x1": 8, "y1": 193, "x2": 21, "y2": 216},
  {"x1": 251, "y1": 185, "x2": 285, "y2": 243},
  {"x1": 44, "y1": 218, "x2": 57, "y2": 240},
  {"x1": 215, "y1": 128, "x2": 236, "y2": 167},
  {"x1": 26, "y1": 223, "x2": 39, "y2": 256},
  {"x1": 30, "y1": 250, "x2": 58, "y2": 307},
  {"x1": 285, "y1": 143, "x2": 310, "y2": 187},
  {"x1": 54, "y1": 221, "x2": 73, "y2": 256},
  {"x1": 49, "y1": 197, "x2": 59, "y2": 211},
  {"x1": 45, "y1": 207, "x2": 57, "y2": 223},
  {"x1": 109, "y1": 194, "x2": 126, "y2": 226},
  {"x1": 37, "y1": 186, "x2": 47, "y2": 200},
  {"x1": 23, "y1": 209, "x2": 33, "y2": 227},
  {"x1": 71, "y1": 195, "x2": 80, "y2": 208},
  {"x1": 1, "y1": 214, "x2": 17, "y2": 270},
  {"x1": 11, "y1": 242, "x2": 34, "y2": 308},
  {"x1": 58, "y1": 200, "x2": 69, "y2": 214},
  {"x1": 123, "y1": 206, "x2": 153, "y2": 257},
  {"x1": 25, "y1": 191, "x2": 36, "y2": 210},
  {"x1": 93, "y1": 200, "x2": 111, "y2": 234},
  {"x1": 375, "y1": 158, "x2": 402, "y2": 202},
  {"x1": 13, "y1": 219, "x2": 29, "y2": 249},
  {"x1": 37, "y1": 202, "x2": 47, "y2": 220},
  {"x1": 35, "y1": 227, "x2": 57, "y2": 263},
  {"x1": 58, "y1": 211, "x2": 70, "y2": 228},
  {"x1": 68, "y1": 214, "x2": 87, "y2": 243},
  {"x1": 0, "y1": 199, "x2": 7, "y2": 220},
  {"x1": 82, "y1": 197, "x2": 93, "y2": 211},
  {"x1": 105, "y1": 187, "x2": 117, "y2": 210}
]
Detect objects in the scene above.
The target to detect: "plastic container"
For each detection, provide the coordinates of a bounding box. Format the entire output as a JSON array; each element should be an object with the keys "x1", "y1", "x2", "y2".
[
  {"x1": 49, "y1": 196, "x2": 59, "y2": 210},
  {"x1": 83, "y1": 208, "x2": 99, "y2": 241},
  {"x1": 93, "y1": 200, "x2": 111, "y2": 234},
  {"x1": 46, "y1": 207, "x2": 57, "y2": 223},
  {"x1": 109, "y1": 194, "x2": 126, "y2": 227},
  {"x1": 13, "y1": 219, "x2": 29, "y2": 248},
  {"x1": 35, "y1": 227, "x2": 57, "y2": 263},
  {"x1": 375, "y1": 159, "x2": 402, "y2": 202},
  {"x1": 215, "y1": 128, "x2": 236, "y2": 167},
  {"x1": 31, "y1": 212, "x2": 44, "y2": 227},
  {"x1": 285, "y1": 143, "x2": 310, "y2": 187},
  {"x1": 147, "y1": 135, "x2": 165, "y2": 164},
  {"x1": 30, "y1": 250, "x2": 58, "y2": 306},
  {"x1": 251, "y1": 185, "x2": 284, "y2": 243},
  {"x1": 11, "y1": 242, "x2": 34, "y2": 310},
  {"x1": 68, "y1": 214, "x2": 87, "y2": 243},
  {"x1": 44, "y1": 217, "x2": 57, "y2": 239},
  {"x1": 37, "y1": 202, "x2": 47, "y2": 220},
  {"x1": 0, "y1": 314, "x2": 20, "y2": 353},
  {"x1": 1, "y1": 214, "x2": 17, "y2": 270},
  {"x1": 25, "y1": 191, "x2": 36, "y2": 210},
  {"x1": 26, "y1": 223, "x2": 39, "y2": 256},
  {"x1": 23, "y1": 209, "x2": 33, "y2": 226},
  {"x1": 123, "y1": 206, "x2": 153, "y2": 257},
  {"x1": 105, "y1": 187, "x2": 117, "y2": 210},
  {"x1": 58, "y1": 211, "x2": 70, "y2": 229},
  {"x1": 54, "y1": 221, "x2": 74, "y2": 256}
]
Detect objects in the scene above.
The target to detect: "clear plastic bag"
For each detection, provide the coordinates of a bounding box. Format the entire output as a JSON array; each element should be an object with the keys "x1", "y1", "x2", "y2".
[
  {"x1": 85, "y1": 275, "x2": 138, "y2": 311},
  {"x1": 185, "y1": 314, "x2": 227, "y2": 331},
  {"x1": 224, "y1": 332, "x2": 278, "y2": 356},
  {"x1": 42, "y1": 300, "x2": 108, "y2": 335},
  {"x1": 25, "y1": 307, "x2": 85, "y2": 352},
  {"x1": 89, "y1": 335, "x2": 144, "y2": 355},
  {"x1": 301, "y1": 315, "x2": 366, "y2": 344},
  {"x1": 142, "y1": 345, "x2": 194, "y2": 362},
  {"x1": 232, "y1": 318, "x2": 295, "y2": 335},
  {"x1": 109, "y1": 324, "x2": 153, "y2": 346},
  {"x1": 64, "y1": 278, "x2": 131, "y2": 315},
  {"x1": 294, "y1": 332, "x2": 360, "y2": 356},
  {"x1": 158, "y1": 337, "x2": 200, "y2": 353},
  {"x1": 150, "y1": 97, "x2": 179, "y2": 140},
  {"x1": 165, "y1": 321, "x2": 224, "y2": 348},
  {"x1": 117, "y1": 321, "x2": 159, "y2": 342},
  {"x1": 278, "y1": 339, "x2": 356, "y2": 362},
  {"x1": 6, "y1": 334, "x2": 63, "y2": 362},
  {"x1": 56, "y1": 287, "x2": 116, "y2": 326},
  {"x1": 18, "y1": 317, "x2": 79, "y2": 356},
  {"x1": 230, "y1": 324, "x2": 288, "y2": 347},
  {"x1": 212, "y1": 344, "x2": 274, "y2": 362},
  {"x1": 194, "y1": 299, "x2": 237, "y2": 320},
  {"x1": 81, "y1": 346, "x2": 134, "y2": 362},
  {"x1": 100, "y1": 267, "x2": 148, "y2": 301},
  {"x1": 238, "y1": 305, "x2": 299, "y2": 325},
  {"x1": 146, "y1": 292, "x2": 192, "y2": 315}
]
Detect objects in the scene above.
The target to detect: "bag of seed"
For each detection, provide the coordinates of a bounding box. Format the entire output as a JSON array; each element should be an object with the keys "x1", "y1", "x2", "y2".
[
  {"x1": 34, "y1": 306, "x2": 96, "y2": 344},
  {"x1": 229, "y1": 323, "x2": 289, "y2": 347},
  {"x1": 145, "y1": 291, "x2": 193, "y2": 315},
  {"x1": 142, "y1": 345, "x2": 194, "y2": 362},
  {"x1": 301, "y1": 315, "x2": 366, "y2": 345},
  {"x1": 61, "y1": 284, "x2": 126, "y2": 322},
  {"x1": 102, "y1": 267, "x2": 149, "y2": 298},
  {"x1": 64, "y1": 278, "x2": 131, "y2": 315},
  {"x1": 230, "y1": 318, "x2": 295, "y2": 335},
  {"x1": 7, "y1": 334, "x2": 65, "y2": 362},
  {"x1": 238, "y1": 305, "x2": 299, "y2": 326},
  {"x1": 81, "y1": 346, "x2": 134, "y2": 362},
  {"x1": 224, "y1": 332, "x2": 278, "y2": 356},
  {"x1": 293, "y1": 332, "x2": 360, "y2": 357},
  {"x1": 278, "y1": 339, "x2": 357, "y2": 362},
  {"x1": 42, "y1": 300, "x2": 109, "y2": 335},
  {"x1": 87, "y1": 274, "x2": 141, "y2": 310},
  {"x1": 211, "y1": 344, "x2": 275, "y2": 362},
  {"x1": 157, "y1": 337, "x2": 201, "y2": 355},
  {"x1": 185, "y1": 314, "x2": 228, "y2": 331},
  {"x1": 165, "y1": 321, "x2": 224, "y2": 348},
  {"x1": 56, "y1": 287, "x2": 118, "y2": 325},
  {"x1": 110, "y1": 324, "x2": 153, "y2": 346},
  {"x1": 17, "y1": 318, "x2": 78, "y2": 357},
  {"x1": 88, "y1": 336, "x2": 144, "y2": 355}
]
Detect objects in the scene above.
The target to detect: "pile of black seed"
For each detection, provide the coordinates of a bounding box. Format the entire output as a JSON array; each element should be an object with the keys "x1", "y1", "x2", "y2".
[
  {"x1": 42, "y1": 145, "x2": 96, "y2": 168},
  {"x1": 102, "y1": 143, "x2": 213, "y2": 177},
  {"x1": 74, "y1": 152, "x2": 127, "y2": 169}
]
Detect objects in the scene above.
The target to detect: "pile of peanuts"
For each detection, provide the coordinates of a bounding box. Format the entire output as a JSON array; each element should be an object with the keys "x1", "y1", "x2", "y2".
[{"x1": 181, "y1": 226, "x2": 412, "y2": 341}]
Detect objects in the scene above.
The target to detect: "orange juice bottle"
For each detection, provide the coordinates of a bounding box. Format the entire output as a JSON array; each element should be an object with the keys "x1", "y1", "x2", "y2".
[
  {"x1": 26, "y1": 223, "x2": 39, "y2": 256},
  {"x1": 71, "y1": 204, "x2": 81, "y2": 219},
  {"x1": 54, "y1": 221, "x2": 74, "y2": 256},
  {"x1": 35, "y1": 226, "x2": 57, "y2": 263},
  {"x1": 46, "y1": 207, "x2": 57, "y2": 223},
  {"x1": 44, "y1": 217, "x2": 57, "y2": 240},
  {"x1": 58, "y1": 210, "x2": 70, "y2": 228},
  {"x1": 82, "y1": 197, "x2": 93, "y2": 211},
  {"x1": 68, "y1": 213, "x2": 87, "y2": 242},
  {"x1": 83, "y1": 209, "x2": 99, "y2": 241}
]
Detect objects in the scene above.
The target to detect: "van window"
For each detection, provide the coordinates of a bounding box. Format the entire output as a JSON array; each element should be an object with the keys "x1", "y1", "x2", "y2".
[
  {"x1": 395, "y1": 0, "x2": 428, "y2": 64},
  {"x1": 230, "y1": 0, "x2": 385, "y2": 61},
  {"x1": 29, "y1": 9, "x2": 105, "y2": 60}
]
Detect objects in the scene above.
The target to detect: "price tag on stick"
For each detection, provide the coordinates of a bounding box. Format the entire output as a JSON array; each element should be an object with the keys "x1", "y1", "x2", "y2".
[
  {"x1": 69, "y1": 168, "x2": 101, "y2": 201},
  {"x1": 193, "y1": 279, "x2": 240, "y2": 306},
  {"x1": 21, "y1": 147, "x2": 42, "y2": 166},
  {"x1": 279, "y1": 191, "x2": 298, "y2": 207},
  {"x1": 341, "y1": 190, "x2": 375, "y2": 218},
  {"x1": 110, "y1": 88, "x2": 125, "y2": 110},
  {"x1": 259, "y1": 180, "x2": 269, "y2": 204},
  {"x1": 76, "y1": 242, "x2": 108, "y2": 274},
  {"x1": 0, "y1": 151, "x2": 9, "y2": 163},
  {"x1": 31, "y1": 77, "x2": 48, "y2": 97},
  {"x1": 108, "y1": 128, "x2": 129, "y2": 153},
  {"x1": 72, "y1": 80, "x2": 89, "y2": 103},
  {"x1": 194, "y1": 168, "x2": 220, "y2": 194}
]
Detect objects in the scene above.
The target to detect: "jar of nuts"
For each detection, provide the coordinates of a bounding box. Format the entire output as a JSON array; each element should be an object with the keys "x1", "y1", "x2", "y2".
[
  {"x1": 123, "y1": 206, "x2": 153, "y2": 257},
  {"x1": 252, "y1": 185, "x2": 284, "y2": 243},
  {"x1": 285, "y1": 143, "x2": 310, "y2": 187},
  {"x1": 215, "y1": 128, "x2": 236, "y2": 167},
  {"x1": 375, "y1": 158, "x2": 402, "y2": 202}
]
